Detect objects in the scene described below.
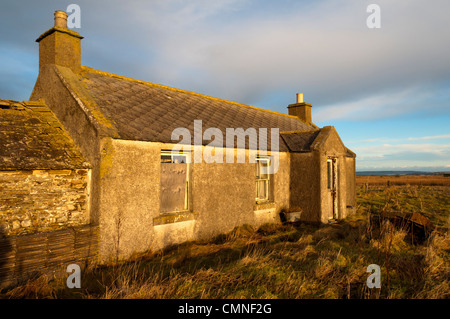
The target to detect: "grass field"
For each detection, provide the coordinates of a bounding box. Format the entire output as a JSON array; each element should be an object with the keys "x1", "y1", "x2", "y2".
[
  {"x1": 356, "y1": 174, "x2": 450, "y2": 186},
  {"x1": 1, "y1": 175, "x2": 449, "y2": 299}
]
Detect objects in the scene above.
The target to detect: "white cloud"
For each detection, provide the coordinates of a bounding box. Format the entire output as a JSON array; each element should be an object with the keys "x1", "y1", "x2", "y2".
[
  {"x1": 1, "y1": 0, "x2": 449, "y2": 172},
  {"x1": 407, "y1": 134, "x2": 450, "y2": 141},
  {"x1": 313, "y1": 88, "x2": 420, "y2": 122},
  {"x1": 352, "y1": 142, "x2": 450, "y2": 170},
  {"x1": 3, "y1": 0, "x2": 450, "y2": 111},
  {"x1": 354, "y1": 143, "x2": 450, "y2": 156},
  {"x1": 63, "y1": 0, "x2": 450, "y2": 112},
  {"x1": 349, "y1": 134, "x2": 450, "y2": 144},
  {"x1": 129, "y1": 0, "x2": 450, "y2": 110}
]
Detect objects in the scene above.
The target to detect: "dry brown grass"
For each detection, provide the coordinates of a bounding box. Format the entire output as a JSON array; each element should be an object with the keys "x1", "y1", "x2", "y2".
[
  {"x1": 357, "y1": 174, "x2": 450, "y2": 186},
  {"x1": 1, "y1": 182, "x2": 449, "y2": 299},
  {"x1": 2, "y1": 220, "x2": 447, "y2": 299}
]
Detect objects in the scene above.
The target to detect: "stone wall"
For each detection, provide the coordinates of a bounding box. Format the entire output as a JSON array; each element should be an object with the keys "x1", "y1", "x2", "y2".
[{"x1": 0, "y1": 169, "x2": 90, "y2": 236}]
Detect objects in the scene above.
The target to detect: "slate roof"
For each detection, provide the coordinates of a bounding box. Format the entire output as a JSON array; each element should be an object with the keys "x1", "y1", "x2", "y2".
[
  {"x1": 0, "y1": 99, "x2": 90, "y2": 170},
  {"x1": 76, "y1": 66, "x2": 319, "y2": 152},
  {"x1": 280, "y1": 131, "x2": 321, "y2": 152}
]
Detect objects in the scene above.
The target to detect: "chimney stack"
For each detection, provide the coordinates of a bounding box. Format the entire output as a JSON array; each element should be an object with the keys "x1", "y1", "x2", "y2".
[
  {"x1": 287, "y1": 93, "x2": 312, "y2": 124},
  {"x1": 35, "y1": 10, "x2": 83, "y2": 73}
]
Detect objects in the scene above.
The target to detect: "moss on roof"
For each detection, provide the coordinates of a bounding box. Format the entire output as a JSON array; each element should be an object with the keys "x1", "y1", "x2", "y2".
[
  {"x1": 0, "y1": 99, "x2": 90, "y2": 170},
  {"x1": 80, "y1": 66, "x2": 301, "y2": 121},
  {"x1": 54, "y1": 65, "x2": 318, "y2": 151}
]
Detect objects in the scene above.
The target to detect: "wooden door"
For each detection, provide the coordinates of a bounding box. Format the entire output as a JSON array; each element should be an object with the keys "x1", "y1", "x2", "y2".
[{"x1": 327, "y1": 158, "x2": 338, "y2": 220}]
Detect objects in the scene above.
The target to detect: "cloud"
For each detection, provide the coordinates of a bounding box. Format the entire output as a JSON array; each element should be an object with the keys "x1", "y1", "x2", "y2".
[
  {"x1": 407, "y1": 134, "x2": 450, "y2": 141},
  {"x1": 128, "y1": 0, "x2": 450, "y2": 112},
  {"x1": 354, "y1": 143, "x2": 450, "y2": 156},
  {"x1": 0, "y1": 0, "x2": 449, "y2": 172},
  {"x1": 314, "y1": 83, "x2": 450, "y2": 123},
  {"x1": 349, "y1": 134, "x2": 450, "y2": 144},
  {"x1": 313, "y1": 88, "x2": 420, "y2": 122},
  {"x1": 352, "y1": 142, "x2": 450, "y2": 170},
  {"x1": 2, "y1": 0, "x2": 450, "y2": 109}
]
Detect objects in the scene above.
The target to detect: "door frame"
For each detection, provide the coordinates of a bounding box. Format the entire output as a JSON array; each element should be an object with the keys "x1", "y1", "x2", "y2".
[{"x1": 326, "y1": 157, "x2": 338, "y2": 220}]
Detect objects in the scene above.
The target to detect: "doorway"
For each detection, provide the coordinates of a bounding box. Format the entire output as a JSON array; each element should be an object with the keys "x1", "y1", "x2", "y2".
[{"x1": 326, "y1": 158, "x2": 338, "y2": 220}]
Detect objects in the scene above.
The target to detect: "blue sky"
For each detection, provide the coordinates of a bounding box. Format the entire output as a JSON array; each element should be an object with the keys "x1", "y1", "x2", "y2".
[{"x1": 1, "y1": 0, "x2": 449, "y2": 172}]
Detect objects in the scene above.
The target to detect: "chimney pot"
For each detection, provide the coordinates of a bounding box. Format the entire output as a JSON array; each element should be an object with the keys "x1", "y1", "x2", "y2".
[
  {"x1": 54, "y1": 10, "x2": 68, "y2": 28},
  {"x1": 287, "y1": 93, "x2": 312, "y2": 124}
]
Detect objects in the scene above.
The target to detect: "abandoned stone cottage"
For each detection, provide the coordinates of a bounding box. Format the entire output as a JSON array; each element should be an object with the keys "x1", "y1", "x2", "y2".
[{"x1": 1, "y1": 11, "x2": 356, "y2": 262}]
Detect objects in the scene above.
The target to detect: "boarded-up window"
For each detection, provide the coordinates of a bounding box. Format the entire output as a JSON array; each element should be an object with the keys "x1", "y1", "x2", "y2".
[
  {"x1": 160, "y1": 151, "x2": 189, "y2": 213},
  {"x1": 256, "y1": 156, "x2": 271, "y2": 202}
]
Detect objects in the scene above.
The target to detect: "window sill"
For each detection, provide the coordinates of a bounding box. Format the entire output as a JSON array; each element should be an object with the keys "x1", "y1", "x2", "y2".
[
  {"x1": 153, "y1": 211, "x2": 197, "y2": 226},
  {"x1": 253, "y1": 202, "x2": 276, "y2": 213}
]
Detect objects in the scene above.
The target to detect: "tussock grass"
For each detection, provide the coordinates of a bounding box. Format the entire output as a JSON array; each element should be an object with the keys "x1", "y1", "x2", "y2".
[{"x1": 1, "y1": 184, "x2": 449, "y2": 299}]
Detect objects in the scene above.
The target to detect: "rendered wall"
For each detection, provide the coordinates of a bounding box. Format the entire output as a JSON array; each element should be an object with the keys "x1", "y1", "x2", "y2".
[
  {"x1": 30, "y1": 65, "x2": 114, "y2": 226},
  {"x1": 98, "y1": 139, "x2": 289, "y2": 261},
  {"x1": 345, "y1": 156, "x2": 356, "y2": 213},
  {"x1": 98, "y1": 138, "x2": 160, "y2": 261},
  {"x1": 289, "y1": 152, "x2": 321, "y2": 222},
  {"x1": 192, "y1": 150, "x2": 289, "y2": 240},
  {"x1": 318, "y1": 154, "x2": 348, "y2": 222},
  {"x1": 316, "y1": 129, "x2": 355, "y2": 222}
]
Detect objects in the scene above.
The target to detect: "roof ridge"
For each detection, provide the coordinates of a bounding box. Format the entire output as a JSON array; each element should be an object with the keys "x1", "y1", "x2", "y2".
[
  {"x1": 0, "y1": 99, "x2": 25, "y2": 109},
  {"x1": 280, "y1": 129, "x2": 320, "y2": 135},
  {"x1": 54, "y1": 65, "x2": 120, "y2": 138},
  {"x1": 80, "y1": 65, "x2": 304, "y2": 121}
]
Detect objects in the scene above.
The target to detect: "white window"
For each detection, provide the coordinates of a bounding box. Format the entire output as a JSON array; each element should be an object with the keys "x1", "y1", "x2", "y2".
[
  {"x1": 160, "y1": 151, "x2": 189, "y2": 213},
  {"x1": 256, "y1": 156, "x2": 271, "y2": 202}
]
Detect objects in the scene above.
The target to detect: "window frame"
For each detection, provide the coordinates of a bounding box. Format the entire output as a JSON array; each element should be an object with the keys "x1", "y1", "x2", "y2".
[
  {"x1": 160, "y1": 150, "x2": 190, "y2": 213},
  {"x1": 255, "y1": 156, "x2": 271, "y2": 203},
  {"x1": 327, "y1": 157, "x2": 336, "y2": 191}
]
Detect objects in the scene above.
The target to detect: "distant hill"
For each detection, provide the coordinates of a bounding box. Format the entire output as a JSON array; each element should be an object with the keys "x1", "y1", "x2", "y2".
[{"x1": 356, "y1": 171, "x2": 449, "y2": 176}]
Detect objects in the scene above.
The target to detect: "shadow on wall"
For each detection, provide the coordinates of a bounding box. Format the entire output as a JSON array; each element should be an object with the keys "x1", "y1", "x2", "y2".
[{"x1": 0, "y1": 225, "x2": 13, "y2": 288}]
